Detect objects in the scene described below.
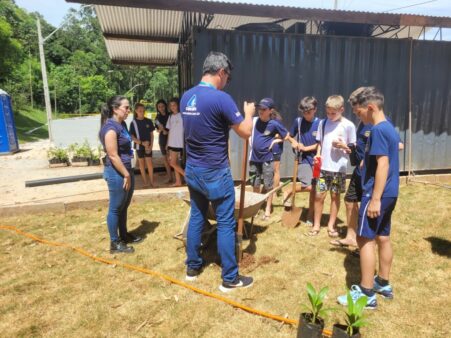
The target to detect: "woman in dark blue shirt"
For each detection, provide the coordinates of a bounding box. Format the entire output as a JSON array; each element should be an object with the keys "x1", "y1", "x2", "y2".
[{"x1": 99, "y1": 96, "x2": 142, "y2": 254}]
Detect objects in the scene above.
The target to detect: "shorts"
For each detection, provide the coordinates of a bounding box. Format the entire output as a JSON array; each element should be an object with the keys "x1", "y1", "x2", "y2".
[
  {"x1": 136, "y1": 148, "x2": 152, "y2": 158},
  {"x1": 316, "y1": 170, "x2": 346, "y2": 194},
  {"x1": 298, "y1": 162, "x2": 315, "y2": 188},
  {"x1": 168, "y1": 146, "x2": 183, "y2": 153},
  {"x1": 357, "y1": 196, "x2": 397, "y2": 239},
  {"x1": 272, "y1": 153, "x2": 282, "y2": 162},
  {"x1": 249, "y1": 161, "x2": 274, "y2": 191},
  {"x1": 344, "y1": 169, "x2": 362, "y2": 202}
]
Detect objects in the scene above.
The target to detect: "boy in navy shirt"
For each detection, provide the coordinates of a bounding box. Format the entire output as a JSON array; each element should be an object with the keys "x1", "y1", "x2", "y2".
[
  {"x1": 249, "y1": 98, "x2": 298, "y2": 220},
  {"x1": 284, "y1": 96, "x2": 321, "y2": 225},
  {"x1": 338, "y1": 87, "x2": 400, "y2": 309}
]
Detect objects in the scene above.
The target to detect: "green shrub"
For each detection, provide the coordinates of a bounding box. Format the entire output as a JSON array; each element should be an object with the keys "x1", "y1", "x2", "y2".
[{"x1": 47, "y1": 147, "x2": 69, "y2": 162}]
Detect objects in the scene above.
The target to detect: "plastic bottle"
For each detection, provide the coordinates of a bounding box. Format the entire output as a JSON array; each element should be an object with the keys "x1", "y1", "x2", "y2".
[{"x1": 313, "y1": 157, "x2": 322, "y2": 179}]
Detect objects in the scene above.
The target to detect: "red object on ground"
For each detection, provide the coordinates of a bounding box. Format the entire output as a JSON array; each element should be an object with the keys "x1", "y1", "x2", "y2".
[{"x1": 313, "y1": 157, "x2": 322, "y2": 178}]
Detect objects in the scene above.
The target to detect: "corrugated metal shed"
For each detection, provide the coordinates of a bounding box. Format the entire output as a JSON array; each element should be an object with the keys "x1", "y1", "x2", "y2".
[
  {"x1": 67, "y1": 0, "x2": 451, "y2": 65},
  {"x1": 183, "y1": 28, "x2": 451, "y2": 177}
]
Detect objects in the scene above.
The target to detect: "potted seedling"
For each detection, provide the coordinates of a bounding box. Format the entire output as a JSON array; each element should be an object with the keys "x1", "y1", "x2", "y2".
[
  {"x1": 298, "y1": 283, "x2": 334, "y2": 338},
  {"x1": 332, "y1": 291, "x2": 368, "y2": 338},
  {"x1": 89, "y1": 145, "x2": 102, "y2": 166},
  {"x1": 71, "y1": 140, "x2": 92, "y2": 167},
  {"x1": 47, "y1": 147, "x2": 69, "y2": 168}
]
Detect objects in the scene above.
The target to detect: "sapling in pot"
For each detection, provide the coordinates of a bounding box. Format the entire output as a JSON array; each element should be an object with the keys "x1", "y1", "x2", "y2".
[
  {"x1": 297, "y1": 283, "x2": 334, "y2": 338},
  {"x1": 332, "y1": 290, "x2": 368, "y2": 338},
  {"x1": 47, "y1": 147, "x2": 69, "y2": 167}
]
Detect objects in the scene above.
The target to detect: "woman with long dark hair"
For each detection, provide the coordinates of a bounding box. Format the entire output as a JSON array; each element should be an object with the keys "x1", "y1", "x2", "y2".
[
  {"x1": 154, "y1": 99, "x2": 172, "y2": 183},
  {"x1": 99, "y1": 96, "x2": 142, "y2": 254}
]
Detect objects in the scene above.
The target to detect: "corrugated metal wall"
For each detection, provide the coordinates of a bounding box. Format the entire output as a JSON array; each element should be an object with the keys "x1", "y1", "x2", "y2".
[{"x1": 181, "y1": 28, "x2": 451, "y2": 178}]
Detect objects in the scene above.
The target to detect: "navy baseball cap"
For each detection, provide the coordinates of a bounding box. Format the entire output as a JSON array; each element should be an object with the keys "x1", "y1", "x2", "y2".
[{"x1": 256, "y1": 98, "x2": 275, "y2": 109}]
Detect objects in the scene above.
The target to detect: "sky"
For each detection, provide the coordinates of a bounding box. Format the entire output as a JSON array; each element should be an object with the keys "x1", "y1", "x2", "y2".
[{"x1": 15, "y1": 0, "x2": 451, "y2": 38}]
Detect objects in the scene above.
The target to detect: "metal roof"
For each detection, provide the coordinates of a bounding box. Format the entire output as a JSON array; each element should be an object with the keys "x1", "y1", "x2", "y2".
[{"x1": 67, "y1": 0, "x2": 451, "y2": 65}]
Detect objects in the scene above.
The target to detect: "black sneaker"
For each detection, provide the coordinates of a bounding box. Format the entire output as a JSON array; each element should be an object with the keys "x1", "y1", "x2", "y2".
[
  {"x1": 123, "y1": 233, "x2": 144, "y2": 244},
  {"x1": 219, "y1": 275, "x2": 253, "y2": 293},
  {"x1": 185, "y1": 268, "x2": 201, "y2": 281},
  {"x1": 110, "y1": 240, "x2": 135, "y2": 254}
]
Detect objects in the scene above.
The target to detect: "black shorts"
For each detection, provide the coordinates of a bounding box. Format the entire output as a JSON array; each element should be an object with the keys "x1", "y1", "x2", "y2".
[
  {"x1": 272, "y1": 153, "x2": 282, "y2": 162},
  {"x1": 344, "y1": 169, "x2": 363, "y2": 202},
  {"x1": 168, "y1": 146, "x2": 183, "y2": 153},
  {"x1": 136, "y1": 148, "x2": 152, "y2": 158}
]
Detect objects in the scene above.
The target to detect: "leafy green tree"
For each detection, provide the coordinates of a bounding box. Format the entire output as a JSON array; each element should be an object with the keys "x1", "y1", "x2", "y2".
[{"x1": 0, "y1": 17, "x2": 22, "y2": 82}]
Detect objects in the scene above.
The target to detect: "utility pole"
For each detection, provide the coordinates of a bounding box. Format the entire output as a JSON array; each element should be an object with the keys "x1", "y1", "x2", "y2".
[
  {"x1": 37, "y1": 18, "x2": 53, "y2": 142},
  {"x1": 78, "y1": 82, "x2": 82, "y2": 115},
  {"x1": 54, "y1": 80, "x2": 57, "y2": 115}
]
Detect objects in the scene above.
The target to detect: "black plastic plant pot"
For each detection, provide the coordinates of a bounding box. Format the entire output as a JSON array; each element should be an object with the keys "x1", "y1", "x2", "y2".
[
  {"x1": 72, "y1": 156, "x2": 89, "y2": 162},
  {"x1": 332, "y1": 324, "x2": 361, "y2": 338},
  {"x1": 297, "y1": 313, "x2": 325, "y2": 338},
  {"x1": 89, "y1": 159, "x2": 100, "y2": 166}
]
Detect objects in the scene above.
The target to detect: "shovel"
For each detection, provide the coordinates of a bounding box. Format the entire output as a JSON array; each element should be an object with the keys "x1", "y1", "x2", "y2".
[
  {"x1": 236, "y1": 138, "x2": 249, "y2": 263},
  {"x1": 281, "y1": 152, "x2": 302, "y2": 228}
]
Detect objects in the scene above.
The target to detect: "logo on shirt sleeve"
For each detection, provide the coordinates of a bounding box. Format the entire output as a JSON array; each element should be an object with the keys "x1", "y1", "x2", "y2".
[
  {"x1": 235, "y1": 112, "x2": 241, "y2": 117},
  {"x1": 364, "y1": 131, "x2": 371, "y2": 137},
  {"x1": 186, "y1": 95, "x2": 197, "y2": 112},
  {"x1": 312, "y1": 131, "x2": 318, "y2": 137}
]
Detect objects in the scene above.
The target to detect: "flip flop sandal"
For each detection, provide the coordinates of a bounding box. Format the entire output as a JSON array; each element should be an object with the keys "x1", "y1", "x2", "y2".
[
  {"x1": 306, "y1": 229, "x2": 320, "y2": 236},
  {"x1": 330, "y1": 239, "x2": 349, "y2": 247},
  {"x1": 327, "y1": 230, "x2": 340, "y2": 238}
]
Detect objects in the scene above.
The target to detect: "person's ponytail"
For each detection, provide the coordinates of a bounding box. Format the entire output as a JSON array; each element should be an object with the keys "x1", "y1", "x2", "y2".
[
  {"x1": 99, "y1": 95, "x2": 128, "y2": 140},
  {"x1": 100, "y1": 103, "x2": 111, "y2": 128}
]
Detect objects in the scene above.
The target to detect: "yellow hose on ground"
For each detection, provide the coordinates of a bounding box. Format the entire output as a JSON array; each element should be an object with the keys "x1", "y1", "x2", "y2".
[{"x1": 0, "y1": 225, "x2": 332, "y2": 337}]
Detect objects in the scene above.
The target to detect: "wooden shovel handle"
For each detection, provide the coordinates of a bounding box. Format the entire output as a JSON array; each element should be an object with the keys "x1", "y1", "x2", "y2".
[
  {"x1": 290, "y1": 154, "x2": 299, "y2": 205},
  {"x1": 237, "y1": 138, "x2": 249, "y2": 237}
]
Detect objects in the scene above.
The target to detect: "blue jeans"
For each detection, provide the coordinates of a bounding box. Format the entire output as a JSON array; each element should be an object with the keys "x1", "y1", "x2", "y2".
[
  {"x1": 104, "y1": 165, "x2": 135, "y2": 242},
  {"x1": 185, "y1": 164, "x2": 238, "y2": 282}
]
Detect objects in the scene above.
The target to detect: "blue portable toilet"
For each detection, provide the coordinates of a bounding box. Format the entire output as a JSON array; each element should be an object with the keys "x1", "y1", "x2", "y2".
[{"x1": 0, "y1": 89, "x2": 19, "y2": 154}]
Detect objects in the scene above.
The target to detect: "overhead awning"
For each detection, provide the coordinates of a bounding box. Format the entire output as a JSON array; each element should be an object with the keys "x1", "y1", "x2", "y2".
[{"x1": 67, "y1": 0, "x2": 451, "y2": 65}]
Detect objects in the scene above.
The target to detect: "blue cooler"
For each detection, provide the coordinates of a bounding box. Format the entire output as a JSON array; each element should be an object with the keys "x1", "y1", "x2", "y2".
[{"x1": 0, "y1": 89, "x2": 19, "y2": 154}]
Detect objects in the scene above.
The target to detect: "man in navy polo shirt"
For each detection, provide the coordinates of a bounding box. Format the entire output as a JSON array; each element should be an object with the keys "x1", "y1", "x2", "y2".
[
  {"x1": 250, "y1": 98, "x2": 298, "y2": 220},
  {"x1": 338, "y1": 86, "x2": 400, "y2": 310},
  {"x1": 180, "y1": 51, "x2": 255, "y2": 293}
]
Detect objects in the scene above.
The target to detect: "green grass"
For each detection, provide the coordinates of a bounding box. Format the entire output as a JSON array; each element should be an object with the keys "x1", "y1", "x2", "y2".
[
  {"x1": 14, "y1": 106, "x2": 49, "y2": 143},
  {"x1": 0, "y1": 184, "x2": 450, "y2": 337}
]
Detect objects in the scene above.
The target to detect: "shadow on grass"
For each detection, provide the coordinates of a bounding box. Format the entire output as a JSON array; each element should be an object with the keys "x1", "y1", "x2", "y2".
[
  {"x1": 330, "y1": 246, "x2": 361, "y2": 288},
  {"x1": 130, "y1": 220, "x2": 160, "y2": 239},
  {"x1": 197, "y1": 220, "x2": 269, "y2": 266},
  {"x1": 243, "y1": 221, "x2": 268, "y2": 255},
  {"x1": 424, "y1": 237, "x2": 451, "y2": 258}
]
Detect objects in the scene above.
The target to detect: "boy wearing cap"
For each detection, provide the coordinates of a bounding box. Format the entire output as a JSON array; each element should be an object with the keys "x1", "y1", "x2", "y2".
[
  {"x1": 337, "y1": 87, "x2": 400, "y2": 309},
  {"x1": 250, "y1": 98, "x2": 298, "y2": 220}
]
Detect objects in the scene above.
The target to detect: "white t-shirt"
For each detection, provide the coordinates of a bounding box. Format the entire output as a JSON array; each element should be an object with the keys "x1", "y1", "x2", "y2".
[
  {"x1": 316, "y1": 117, "x2": 356, "y2": 173},
  {"x1": 166, "y1": 113, "x2": 184, "y2": 148}
]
